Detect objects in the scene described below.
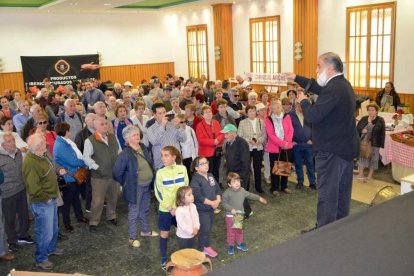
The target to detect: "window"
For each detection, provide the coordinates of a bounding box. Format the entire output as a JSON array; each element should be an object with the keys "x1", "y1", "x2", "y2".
[
  {"x1": 346, "y1": 2, "x2": 396, "y2": 89},
  {"x1": 186, "y1": 24, "x2": 209, "y2": 79},
  {"x1": 250, "y1": 16, "x2": 281, "y2": 73}
]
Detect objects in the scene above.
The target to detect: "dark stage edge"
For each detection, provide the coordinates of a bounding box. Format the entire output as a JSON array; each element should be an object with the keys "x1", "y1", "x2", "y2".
[{"x1": 211, "y1": 192, "x2": 414, "y2": 276}]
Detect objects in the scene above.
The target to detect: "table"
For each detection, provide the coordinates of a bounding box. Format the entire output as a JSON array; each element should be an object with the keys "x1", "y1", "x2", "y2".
[
  {"x1": 212, "y1": 192, "x2": 414, "y2": 276},
  {"x1": 380, "y1": 129, "x2": 414, "y2": 182}
]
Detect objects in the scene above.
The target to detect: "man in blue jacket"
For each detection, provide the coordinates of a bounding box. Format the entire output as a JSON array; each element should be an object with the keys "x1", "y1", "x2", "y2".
[{"x1": 286, "y1": 52, "x2": 359, "y2": 229}]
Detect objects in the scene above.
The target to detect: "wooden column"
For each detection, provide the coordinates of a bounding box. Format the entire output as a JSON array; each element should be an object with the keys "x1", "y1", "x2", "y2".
[
  {"x1": 212, "y1": 4, "x2": 234, "y2": 81},
  {"x1": 293, "y1": 0, "x2": 318, "y2": 78}
]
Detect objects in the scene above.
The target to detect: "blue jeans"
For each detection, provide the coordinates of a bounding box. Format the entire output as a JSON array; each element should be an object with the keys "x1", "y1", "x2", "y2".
[
  {"x1": 31, "y1": 199, "x2": 58, "y2": 263},
  {"x1": 127, "y1": 183, "x2": 151, "y2": 239},
  {"x1": 0, "y1": 197, "x2": 5, "y2": 256},
  {"x1": 293, "y1": 144, "x2": 316, "y2": 185}
]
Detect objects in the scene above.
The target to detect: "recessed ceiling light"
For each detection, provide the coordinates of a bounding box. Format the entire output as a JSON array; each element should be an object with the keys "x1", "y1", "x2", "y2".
[{"x1": 104, "y1": 3, "x2": 112, "y2": 6}]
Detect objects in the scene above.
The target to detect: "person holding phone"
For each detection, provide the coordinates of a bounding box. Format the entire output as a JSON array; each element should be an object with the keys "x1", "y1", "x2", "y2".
[{"x1": 147, "y1": 103, "x2": 187, "y2": 169}]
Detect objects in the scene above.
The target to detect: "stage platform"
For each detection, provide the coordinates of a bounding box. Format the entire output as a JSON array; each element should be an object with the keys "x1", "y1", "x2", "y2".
[{"x1": 212, "y1": 192, "x2": 414, "y2": 276}]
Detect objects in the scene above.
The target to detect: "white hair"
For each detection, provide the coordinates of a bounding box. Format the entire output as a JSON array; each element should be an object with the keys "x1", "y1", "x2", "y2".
[
  {"x1": 0, "y1": 131, "x2": 14, "y2": 145},
  {"x1": 64, "y1": 98, "x2": 75, "y2": 107},
  {"x1": 93, "y1": 101, "x2": 105, "y2": 111},
  {"x1": 122, "y1": 125, "x2": 140, "y2": 143},
  {"x1": 114, "y1": 83, "x2": 122, "y2": 89},
  {"x1": 248, "y1": 91, "x2": 258, "y2": 99},
  {"x1": 27, "y1": 133, "x2": 45, "y2": 152}
]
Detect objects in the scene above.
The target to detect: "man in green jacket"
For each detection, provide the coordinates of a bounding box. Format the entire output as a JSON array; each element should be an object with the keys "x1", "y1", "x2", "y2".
[{"x1": 22, "y1": 133, "x2": 63, "y2": 270}]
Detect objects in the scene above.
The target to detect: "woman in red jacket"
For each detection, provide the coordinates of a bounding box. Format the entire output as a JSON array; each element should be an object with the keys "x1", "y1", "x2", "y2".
[{"x1": 196, "y1": 106, "x2": 225, "y2": 185}]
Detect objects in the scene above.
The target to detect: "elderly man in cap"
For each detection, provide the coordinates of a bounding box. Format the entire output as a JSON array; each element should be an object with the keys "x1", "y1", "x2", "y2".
[
  {"x1": 221, "y1": 124, "x2": 252, "y2": 217},
  {"x1": 23, "y1": 133, "x2": 64, "y2": 270}
]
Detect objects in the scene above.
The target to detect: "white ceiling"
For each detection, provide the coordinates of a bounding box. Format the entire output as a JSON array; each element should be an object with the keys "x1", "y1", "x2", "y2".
[{"x1": 0, "y1": 0, "x2": 250, "y2": 14}]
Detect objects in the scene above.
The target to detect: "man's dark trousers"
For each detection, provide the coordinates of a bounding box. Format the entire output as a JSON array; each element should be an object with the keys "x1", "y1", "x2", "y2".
[{"x1": 315, "y1": 151, "x2": 353, "y2": 227}]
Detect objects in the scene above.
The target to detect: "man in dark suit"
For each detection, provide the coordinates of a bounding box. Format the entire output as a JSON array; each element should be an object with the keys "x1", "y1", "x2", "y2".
[{"x1": 286, "y1": 52, "x2": 359, "y2": 228}]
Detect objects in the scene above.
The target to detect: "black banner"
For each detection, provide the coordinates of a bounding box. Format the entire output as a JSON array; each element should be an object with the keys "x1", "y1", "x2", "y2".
[{"x1": 20, "y1": 54, "x2": 100, "y2": 90}]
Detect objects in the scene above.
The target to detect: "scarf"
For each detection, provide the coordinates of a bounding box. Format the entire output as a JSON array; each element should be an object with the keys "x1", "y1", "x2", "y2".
[
  {"x1": 271, "y1": 113, "x2": 284, "y2": 140},
  {"x1": 62, "y1": 136, "x2": 83, "y2": 160}
]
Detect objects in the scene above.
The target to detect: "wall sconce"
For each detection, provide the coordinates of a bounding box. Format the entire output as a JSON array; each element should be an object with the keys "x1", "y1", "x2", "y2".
[
  {"x1": 294, "y1": 42, "x2": 303, "y2": 61},
  {"x1": 215, "y1": 46, "x2": 221, "y2": 61}
]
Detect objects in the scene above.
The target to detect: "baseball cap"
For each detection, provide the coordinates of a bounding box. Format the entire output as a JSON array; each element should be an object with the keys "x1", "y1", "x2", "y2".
[
  {"x1": 220, "y1": 124, "x2": 237, "y2": 133},
  {"x1": 163, "y1": 85, "x2": 173, "y2": 91}
]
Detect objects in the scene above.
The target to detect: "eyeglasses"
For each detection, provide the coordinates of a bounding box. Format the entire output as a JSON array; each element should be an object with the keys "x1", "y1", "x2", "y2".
[
  {"x1": 234, "y1": 95, "x2": 240, "y2": 97},
  {"x1": 198, "y1": 161, "x2": 209, "y2": 166},
  {"x1": 37, "y1": 121, "x2": 48, "y2": 125}
]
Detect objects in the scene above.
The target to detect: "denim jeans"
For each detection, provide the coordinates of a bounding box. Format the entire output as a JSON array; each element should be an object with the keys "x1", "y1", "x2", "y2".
[
  {"x1": 127, "y1": 183, "x2": 151, "y2": 239},
  {"x1": 30, "y1": 199, "x2": 58, "y2": 263},
  {"x1": 292, "y1": 144, "x2": 316, "y2": 185},
  {"x1": 0, "y1": 197, "x2": 5, "y2": 256}
]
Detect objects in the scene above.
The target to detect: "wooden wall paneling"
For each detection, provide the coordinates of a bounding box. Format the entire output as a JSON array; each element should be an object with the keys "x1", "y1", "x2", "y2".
[
  {"x1": 293, "y1": 0, "x2": 318, "y2": 78},
  {"x1": 0, "y1": 72, "x2": 24, "y2": 93},
  {"x1": 354, "y1": 88, "x2": 414, "y2": 115},
  {"x1": 212, "y1": 4, "x2": 234, "y2": 81},
  {"x1": 0, "y1": 62, "x2": 174, "y2": 95}
]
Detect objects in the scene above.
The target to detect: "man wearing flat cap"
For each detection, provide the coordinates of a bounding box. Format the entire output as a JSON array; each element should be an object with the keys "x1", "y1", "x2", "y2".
[{"x1": 221, "y1": 124, "x2": 252, "y2": 217}]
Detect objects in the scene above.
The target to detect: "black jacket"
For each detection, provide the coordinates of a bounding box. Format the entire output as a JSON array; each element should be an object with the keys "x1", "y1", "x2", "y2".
[
  {"x1": 356, "y1": 116, "x2": 386, "y2": 148},
  {"x1": 295, "y1": 74, "x2": 359, "y2": 161},
  {"x1": 74, "y1": 127, "x2": 92, "y2": 153},
  {"x1": 224, "y1": 136, "x2": 250, "y2": 184},
  {"x1": 190, "y1": 172, "x2": 222, "y2": 213},
  {"x1": 375, "y1": 90, "x2": 401, "y2": 110}
]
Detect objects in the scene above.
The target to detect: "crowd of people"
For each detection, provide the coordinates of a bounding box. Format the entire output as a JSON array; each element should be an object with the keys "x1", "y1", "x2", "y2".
[{"x1": 0, "y1": 52, "x2": 392, "y2": 271}]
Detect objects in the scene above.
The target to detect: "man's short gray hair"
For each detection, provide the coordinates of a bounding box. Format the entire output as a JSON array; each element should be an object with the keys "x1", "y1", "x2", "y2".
[
  {"x1": 64, "y1": 98, "x2": 75, "y2": 107},
  {"x1": 27, "y1": 133, "x2": 45, "y2": 152},
  {"x1": 319, "y1": 52, "x2": 344, "y2": 73},
  {"x1": 0, "y1": 131, "x2": 14, "y2": 145},
  {"x1": 93, "y1": 101, "x2": 105, "y2": 111},
  {"x1": 114, "y1": 83, "x2": 122, "y2": 89},
  {"x1": 65, "y1": 84, "x2": 74, "y2": 91},
  {"x1": 85, "y1": 113, "x2": 97, "y2": 128},
  {"x1": 122, "y1": 125, "x2": 140, "y2": 144}
]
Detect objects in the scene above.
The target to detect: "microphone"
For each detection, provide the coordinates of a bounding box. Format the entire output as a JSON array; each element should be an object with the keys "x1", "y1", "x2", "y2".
[{"x1": 304, "y1": 78, "x2": 314, "y2": 95}]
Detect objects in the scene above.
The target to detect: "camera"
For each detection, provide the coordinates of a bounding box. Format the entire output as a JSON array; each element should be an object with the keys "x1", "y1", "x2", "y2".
[{"x1": 165, "y1": 114, "x2": 175, "y2": 121}]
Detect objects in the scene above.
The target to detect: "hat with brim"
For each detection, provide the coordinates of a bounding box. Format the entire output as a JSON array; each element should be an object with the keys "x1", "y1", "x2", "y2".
[
  {"x1": 220, "y1": 124, "x2": 237, "y2": 133},
  {"x1": 124, "y1": 81, "x2": 133, "y2": 87},
  {"x1": 256, "y1": 102, "x2": 266, "y2": 110}
]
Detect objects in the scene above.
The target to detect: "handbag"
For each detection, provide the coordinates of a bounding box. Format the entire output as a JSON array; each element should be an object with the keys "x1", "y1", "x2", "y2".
[
  {"x1": 70, "y1": 167, "x2": 89, "y2": 185},
  {"x1": 360, "y1": 137, "x2": 373, "y2": 159},
  {"x1": 272, "y1": 150, "x2": 292, "y2": 176}
]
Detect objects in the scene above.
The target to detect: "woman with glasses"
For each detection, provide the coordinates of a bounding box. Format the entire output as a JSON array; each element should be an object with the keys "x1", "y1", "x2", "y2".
[
  {"x1": 29, "y1": 115, "x2": 57, "y2": 157},
  {"x1": 190, "y1": 156, "x2": 221, "y2": 258}
]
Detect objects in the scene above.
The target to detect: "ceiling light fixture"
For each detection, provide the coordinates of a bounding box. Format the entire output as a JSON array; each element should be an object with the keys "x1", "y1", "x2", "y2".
[{"x1": 104, "y1": 3, "x2": 112, "y2": 6}]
